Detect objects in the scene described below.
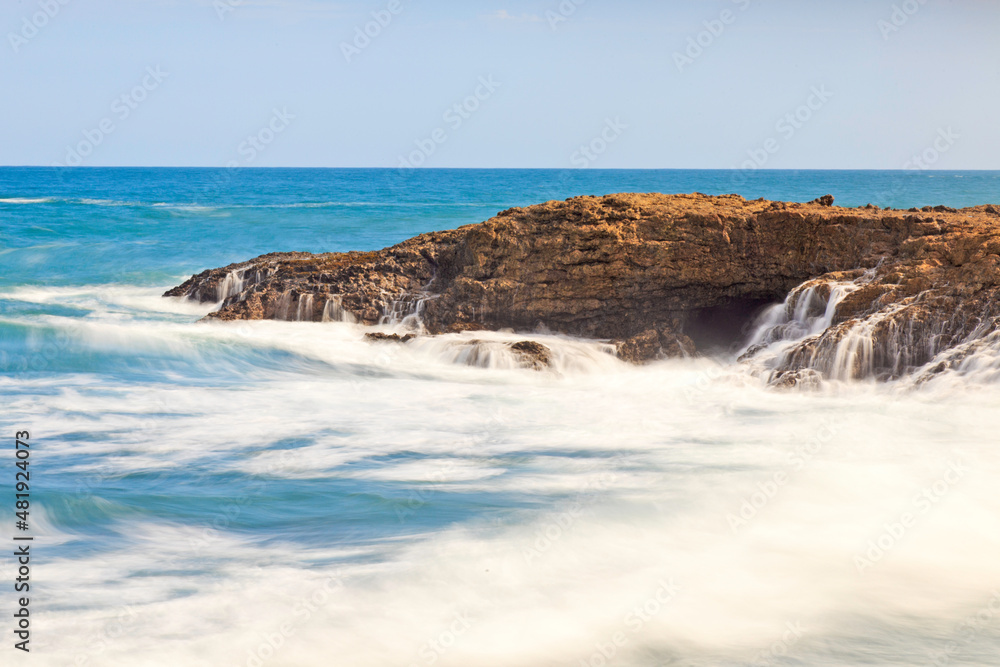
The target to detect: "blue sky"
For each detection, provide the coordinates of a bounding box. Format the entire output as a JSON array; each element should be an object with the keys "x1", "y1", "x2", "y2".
[{"x1": 1, "y1": 0, "x2": 996, "y2": 168}]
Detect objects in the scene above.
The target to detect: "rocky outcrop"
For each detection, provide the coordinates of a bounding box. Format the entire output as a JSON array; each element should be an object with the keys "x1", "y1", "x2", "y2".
[
  {"x1": 508, "y1": 340, "x2": 551, "y2": 370},
  {"x1": 164, "y1": 193, "x2": 1000, "y2": 382},
  {"x1": 364, "y1": 332, "x2": 416, "y2": 343}
]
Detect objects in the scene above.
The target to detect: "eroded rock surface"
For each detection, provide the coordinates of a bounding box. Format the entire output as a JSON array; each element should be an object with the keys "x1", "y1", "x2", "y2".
[
  {"x1": 508, "y1": 340, "x2": 551, "y2": 370},
  {"x1": 364, "y1": 332, "x2": 416, "y2": 343},
  {"x1": 165, "y1": 193, "x2": 1000, "y2": 381}
]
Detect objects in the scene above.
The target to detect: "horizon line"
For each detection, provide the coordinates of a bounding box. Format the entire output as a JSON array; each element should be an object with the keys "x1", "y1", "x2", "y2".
[{"x1": 1, "y1": 166, "x2": 998, "y2": 172}]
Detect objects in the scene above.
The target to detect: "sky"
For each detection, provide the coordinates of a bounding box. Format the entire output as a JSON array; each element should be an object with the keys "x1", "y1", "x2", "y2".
[{"x1": 0, "y1": 0, "x2": 997, "y2": 169}]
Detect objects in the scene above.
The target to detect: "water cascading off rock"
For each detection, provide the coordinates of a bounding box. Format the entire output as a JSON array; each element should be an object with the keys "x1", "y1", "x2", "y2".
[{"x1": 164, "y1": 193, "x2": 1000, "y2": 384}]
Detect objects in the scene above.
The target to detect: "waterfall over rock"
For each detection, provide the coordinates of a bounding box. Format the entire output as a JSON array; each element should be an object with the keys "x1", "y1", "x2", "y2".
[{"x1": 164, "y1": 193, "x2": 1000, "y2": 384}]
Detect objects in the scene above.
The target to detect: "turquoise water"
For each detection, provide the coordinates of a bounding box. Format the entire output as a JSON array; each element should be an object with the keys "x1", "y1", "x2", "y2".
[
  {"x1": 2, "y1": 168, "x2": 1000, "y2": 666},
  {"x1": 4, "y1": 168, "x2": 999, "y2": 289}
]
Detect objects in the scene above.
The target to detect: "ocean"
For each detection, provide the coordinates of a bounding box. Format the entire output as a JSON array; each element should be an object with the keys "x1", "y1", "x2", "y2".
[{"x1": 2, "y1": 168, "x2": 999, "y2": 666}]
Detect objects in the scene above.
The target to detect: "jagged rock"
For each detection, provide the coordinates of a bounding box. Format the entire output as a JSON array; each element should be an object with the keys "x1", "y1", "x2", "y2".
[
  {"x1": 770, "y1": 369, "x2": 822, "y2": 390},
  {"x1": 809, "y1": 194, "x2": 835, "y2": 207},
  {"x1": 364, "y1": 332, "x2": 415, "y2": 343},
  {"x1": 164, "y1": 193, "x2": 1000, "y2": 380},
  {"x1": 508, "y1": 341, "x2": 551, "y2": 370},
  {"x1": 616, "y1": 330, "x2": 660, "y2": 363},
  {"x1": 617, "y1": 328, "x2": 694, "y2": 363}
]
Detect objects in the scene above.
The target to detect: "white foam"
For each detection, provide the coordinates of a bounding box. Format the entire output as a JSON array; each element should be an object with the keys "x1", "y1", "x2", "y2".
[
  {"x1": 3, "y1": 284, "x2": 217, "y2": 316},
  {"x1": 5, "y1": 281, "x2": 1000, "y2": 665},
  {"x1": 20, "y1": 387, "x2": 1000, "y2": 666},
  {"x1": 78, "y1": 198, "x2": 133, "y2": 206},
  {"x1": 0, "y1": 197, "x2": 54, "y2": 203},
  {"x1": 405, "y1": 330, "x2": 621, "y2": 374}
]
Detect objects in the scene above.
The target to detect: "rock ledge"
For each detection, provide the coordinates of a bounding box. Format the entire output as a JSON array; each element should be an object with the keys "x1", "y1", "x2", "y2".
[{"x1": 165, "y1": 193, "x2": 1000, "y2": 381}]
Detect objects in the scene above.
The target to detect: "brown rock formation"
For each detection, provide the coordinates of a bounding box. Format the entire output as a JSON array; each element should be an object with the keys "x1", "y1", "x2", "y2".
[
  {"x1": 364, "y1": 332, "x2": 416, "y2": 343},
  {"x1": 164, "y1": 193, "x2": 1000, "y2": 381},
  {"x1": 508, "y1": 340, "x2": 551, "y2": 370}
]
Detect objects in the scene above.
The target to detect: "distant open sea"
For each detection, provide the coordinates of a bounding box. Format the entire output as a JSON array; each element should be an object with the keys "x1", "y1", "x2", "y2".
[{"x1": 2, "y1": 168, "x2": 1000, "y2": 666}]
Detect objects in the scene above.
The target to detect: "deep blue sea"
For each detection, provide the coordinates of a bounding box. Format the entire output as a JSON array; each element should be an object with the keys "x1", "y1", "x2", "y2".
[{"x1": 2, "y1": 168, "x2": 999, "y2": 666}]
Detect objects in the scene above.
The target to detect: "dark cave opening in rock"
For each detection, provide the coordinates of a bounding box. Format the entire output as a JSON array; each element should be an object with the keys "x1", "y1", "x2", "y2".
[{"x1": 684, "y1": 297, "x2": 779, "y2": 354}]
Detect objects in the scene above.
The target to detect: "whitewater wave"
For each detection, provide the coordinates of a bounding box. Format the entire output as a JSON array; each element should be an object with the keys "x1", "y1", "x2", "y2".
[
  {"x1": 1, "y1": 284, "x2": 217, "y2": 316},
  {"x1": 10, "y1": 280, "x2": 1000, "y2": 388},
  {"x1": 78, "y1": 198, "x2": 139, "y2": 206},
  {"x1": 0, "y1": 196, "x2": 56, "y2": 204},
  {"x1": 404, "y1": 330, "x2": 621, "y2": 375},
  {"x1": 6, "y1": 323, "x2": 1000, "y2": 666},
  {"x1": 4, "y1": 281, "x2": 1000, "y2": 666},
  {"x1": 152, "y1": 203, "x2": 222, "y2": 211}
]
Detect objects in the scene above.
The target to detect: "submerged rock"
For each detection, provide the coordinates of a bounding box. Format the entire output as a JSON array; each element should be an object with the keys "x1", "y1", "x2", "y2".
[
  {"x1": 616, "y1": 328, "x2": 694, "y2": 363},
  {"x1": 508, "y1": 340, "x2": 551, "y2": 370},
  {"x1": 770, "y1": 369, "x2": 823, "y2": 390},
  {"x1": 364, "y1": 332, "x2": 416, "y2": 343},
  {"x1": 165, "y1": 193, "x2": 1000, "y2": 382}
]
